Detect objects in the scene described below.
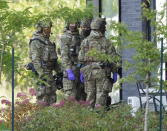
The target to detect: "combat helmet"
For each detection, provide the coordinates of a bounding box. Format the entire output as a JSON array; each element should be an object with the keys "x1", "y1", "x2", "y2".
[
  {"x1": 36, "y1": 18, "x2": 52, "y2": 32},
  {"x1": 90, "y1": 18, "x2": 106, "y2": 30},
  {"x1": 80, "y1": 18, "x2": 92, "y2": 28}
]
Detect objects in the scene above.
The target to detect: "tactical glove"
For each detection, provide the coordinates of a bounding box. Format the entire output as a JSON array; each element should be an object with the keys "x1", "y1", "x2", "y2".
[
  {"x1": 66, "y1": 69, "x2": 75, "y2": 80},
  {"x1": 80, "y1": 72, "x2": 84, "y2": 83},
  {"x1": 113, "y1": 72, "x2": 117, "y2": 83}
]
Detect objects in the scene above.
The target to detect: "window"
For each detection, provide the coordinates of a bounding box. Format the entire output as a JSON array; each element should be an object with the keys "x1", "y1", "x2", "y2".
[
  {"x1": 86, "y1": 0, "x2": 93, "y2": 7},
  {"x1": 156, "y1": 0, "x2": 167, "y2": 80},
  {"x1": 101, "y1": 0, "x2": 120, "y2": 104},
  {"x1": 101, "y1": 0, "x2": 119, "y2": 38},
  {"x1": 102, "y1": 0, "x2": 118, "y2": 21}
]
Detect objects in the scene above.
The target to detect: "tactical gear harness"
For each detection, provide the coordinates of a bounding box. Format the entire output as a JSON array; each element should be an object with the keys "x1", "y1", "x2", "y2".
[{"x1": 29, "y1": 38, "x2": 47, "y2": 45}]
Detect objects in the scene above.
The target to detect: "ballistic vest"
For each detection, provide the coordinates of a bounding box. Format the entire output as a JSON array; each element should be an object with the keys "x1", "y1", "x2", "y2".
[{"x1": 29, "y1": 33, "x2": 57, "y2": 69}]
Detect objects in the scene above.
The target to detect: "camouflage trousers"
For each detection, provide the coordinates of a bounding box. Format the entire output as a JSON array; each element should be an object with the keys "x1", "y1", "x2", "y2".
[
  {"x1": 77, "y1": 82, "x2": 87, "y2": 101},
  {"x1": 36, "y1": 70, "x2": 57, "y2": 105},
  {"x1": 63, "y1": 66, "x2": 86, "y2": 100},
  {"x1": 81, "y1": 65, "x2": 112, "y2": 108},
  {"x1": 63, "y1": 77, "x2": 77, "y2": 98}
]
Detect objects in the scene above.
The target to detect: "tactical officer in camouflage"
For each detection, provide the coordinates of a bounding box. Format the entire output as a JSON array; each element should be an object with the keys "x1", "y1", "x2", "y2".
[
  {"x1": 80, "y1": 18, "x2": 92, "y2": 41},
  {"x1": 29, "y1": 19, "x2": 59, "y2": 105},
  {"x1": 78, "y1": 18, "x2": 118, "y2": 108},
  {"x1": 77, "y1": 18, "x2": 93, "y2": 100},
  {"x1": 60, "y1": 22, "x2": 82, "y2": 100}
]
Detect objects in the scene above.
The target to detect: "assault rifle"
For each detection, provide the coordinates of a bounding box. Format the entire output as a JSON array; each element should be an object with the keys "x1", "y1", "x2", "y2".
[{"x1": 25, "y1": 63, "x2": 63, "y2": 90}]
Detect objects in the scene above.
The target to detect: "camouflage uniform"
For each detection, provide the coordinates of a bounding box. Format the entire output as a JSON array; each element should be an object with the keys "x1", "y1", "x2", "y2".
[
  {"x1": 29, "y1": 19, "x2": 59, "y2": 105},
  {"x1": 60, "y1": 26, "x2": 81, "y2": 99},
  {"x1": 78, "y1": 18, "x2": 117, "y2": 108},
  {"x1": 80, "y1": 18, "x2": 92, "y2": 41},
  {"x1": 77, "y1": 18, "x2": 92, "y2": 100}
]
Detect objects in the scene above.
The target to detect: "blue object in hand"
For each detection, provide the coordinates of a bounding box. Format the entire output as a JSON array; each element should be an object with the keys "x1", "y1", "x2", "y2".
[
  {"x1": 80, "y1": 72, "x2": 84, "y2": 83},
  {"x1": 66, "y1": 69, "x2": 75, "y2": 80},
  {"x1": 113, "y1": 72, "x2": 117, "y2": 83}
]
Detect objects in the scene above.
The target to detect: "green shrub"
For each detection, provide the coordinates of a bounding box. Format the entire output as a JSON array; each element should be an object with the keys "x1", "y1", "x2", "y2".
[
  {"x1": 1, "y1": 92, "x2": 167, "y2": 131},
  {"x1": 19, "y1": 100, "x2": 167, "y2": 131}
]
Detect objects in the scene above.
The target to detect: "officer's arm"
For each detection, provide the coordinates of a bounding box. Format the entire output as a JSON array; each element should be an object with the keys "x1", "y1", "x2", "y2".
[
  {"x1": 106, "y1": 39, "x2": 118, "y2": 72},
  {"x1": 60, "y1": 35, "x2": 72, "y2": 69},
  {"x1": 78, "y1": 39, "x2": 86, "y2": 64},
  {"x1": 30, "y1": 40, "x2": 44, "y2": 76},
  {"x1": 106, "y1": 40, "x2": 117, "y2": 56}
]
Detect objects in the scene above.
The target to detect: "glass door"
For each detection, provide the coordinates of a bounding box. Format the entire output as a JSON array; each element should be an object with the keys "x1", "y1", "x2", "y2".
[
  {"x1": 102, "y1": 0, "x2": 119, "y2": 38},
  {"x1": 101, "y1": 0, "x2": 120, "y2": 104}
]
